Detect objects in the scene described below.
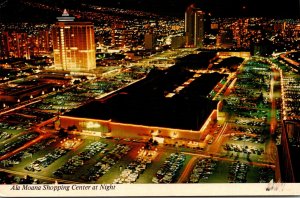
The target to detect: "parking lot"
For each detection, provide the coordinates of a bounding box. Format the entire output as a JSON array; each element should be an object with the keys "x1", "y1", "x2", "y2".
[
  {"x1": 0, "y1": 56, "x2": 279, "y2": 184},
  {"x1": 186, "y1": 157, "x2": 274, "y2": 183},
  {"x1": 0, "y1": 129, "x2": 276, "y2": 184}
]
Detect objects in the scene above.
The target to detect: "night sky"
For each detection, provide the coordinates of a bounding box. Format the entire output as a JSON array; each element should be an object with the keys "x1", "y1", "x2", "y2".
[
  {"x1": 0, "y1": 0, "x2": 299, "y2": 22},
  {"x1": 80, "y1": 0, "x2": 300, "y2": 18}
]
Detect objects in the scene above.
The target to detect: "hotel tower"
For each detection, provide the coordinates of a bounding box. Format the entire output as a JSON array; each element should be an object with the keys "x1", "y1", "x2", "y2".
[
  {"x1": 52, "y1": 9, "x2": 96, "y2": 71},
  {"x1": 185, "y1": 4, "x2": 205, "y2": 48}
]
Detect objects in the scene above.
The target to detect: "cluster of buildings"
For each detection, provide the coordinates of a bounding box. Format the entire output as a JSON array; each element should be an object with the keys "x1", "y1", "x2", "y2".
[
  {"x1": 211, "y1": 18, "x2": 300, "y2": 53},
  {"x1": 0, "y1": 28, "x2": 50, "y2": 59},
  {"x1": 1, "y1": 3, "x2": 300, "y2": 72}
]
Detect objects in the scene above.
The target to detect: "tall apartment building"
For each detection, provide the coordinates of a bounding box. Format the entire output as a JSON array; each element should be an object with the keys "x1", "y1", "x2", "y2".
[
  {"x1": 144, "y1": 32, "x2": 155, "y2": 50},
  {"x1": 30, "y1": 30, "x2": 50, "y2": 55},
  {"x1": 52, "y1": 9, "x2": 96, "y2": 71},
  {"x1": 0, "y1": 31, "x2": 29, "y2": 59},
  {"x1": 185, "y1": 4, "x2": 205, "y2": 48},
  {"x1": 0, "y1": 30, "x2": 51, "y2": 59}
]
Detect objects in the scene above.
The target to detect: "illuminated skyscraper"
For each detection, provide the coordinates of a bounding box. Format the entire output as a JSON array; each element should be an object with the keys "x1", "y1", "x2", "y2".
[
  {"x1": 52, "y1": 9, "x2": 96, "y2": 71},
  {"x1": 0, "y1": 31, "x2": 30, "y2": 59},
  {"x1": 144, "y1": 32, "x2": 154, "y2": 50},
  {"x1": 0, "y1": 32, "x2": 9, "y2": 59},
  {"x1": 29, "y1": 30, "x2": 51, "y2": 56},
  {"x1": 185, "y1": 4, "x2": 205, "y2": 48}
]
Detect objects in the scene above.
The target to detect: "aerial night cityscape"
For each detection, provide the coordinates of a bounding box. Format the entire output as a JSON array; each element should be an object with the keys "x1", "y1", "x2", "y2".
[{"x1": 0, "y1": 0, "x2": 300, "y2": 195}]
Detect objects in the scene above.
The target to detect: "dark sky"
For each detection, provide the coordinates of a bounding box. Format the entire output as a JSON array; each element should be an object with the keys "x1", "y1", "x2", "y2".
[
  {"x1": 80, "y1": 0, "x2": 300, "y2": 18},
  {"x1": 0, "y1": 0, "x2": 299, "y2": 22}
]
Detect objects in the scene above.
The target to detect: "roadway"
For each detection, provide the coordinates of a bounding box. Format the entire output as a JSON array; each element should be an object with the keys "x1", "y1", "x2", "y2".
[
  {"x1": 0, "y1": 99, "x2": 41, "y2": 116},
  {"x1": 177, "y1": 156, "x2": 198, "y2": 183},
  {"x1": 206, "y1": 122, "x2": 229, "y2": 154},
  {"x1": 269, "y1": 67, "x2": 280, "y2": 134},
  {"x1": 267, "y1": 62, "x2": 281, "y2": 163}
]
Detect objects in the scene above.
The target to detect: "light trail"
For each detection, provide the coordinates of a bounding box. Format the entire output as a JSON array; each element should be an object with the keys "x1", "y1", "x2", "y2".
[{"x1": 0, "y1": 99, "x2": 41, "y2": 116}]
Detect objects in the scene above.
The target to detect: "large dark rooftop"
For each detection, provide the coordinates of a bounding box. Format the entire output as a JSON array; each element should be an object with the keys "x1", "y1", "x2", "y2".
[{"x1": 65, "y1": 58, "x2": 227, "y2": 130}]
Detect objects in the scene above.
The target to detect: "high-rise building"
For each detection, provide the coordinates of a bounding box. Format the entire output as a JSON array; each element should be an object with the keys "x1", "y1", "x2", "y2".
[
  {"x1": 0, "y1": 32, "x2": 9, "y2": 59},
  {"x1": 293, "y1": 24, "x2": 300, "y2": 41},
  {"x1": 0, "y1": 31, "x2": 29, "y2": 59},
  {"x1": 26, "y1": 30, "x2": 51, "y2": 56},
  {"x1": 34, "y1": 30, "x2": 50, "y2": 55},
  {"x1": 144, "y1": 32, "x2": 154, "y2": 50},
  {"x1": 170, "y1": 36, "x2": 185, "y2": 49},
  {"x1": 52, "y1": 9, "x2": 96, "y2": 71},
  {"x1": 0, "y1": 29, "x2": 51, "y2": 59},
  {"x1": 111, "y1": 23, "x2": 126, "y2": 48},
  {"x1": 185, "y1": 4, "x2": 205, "y2": 48}
]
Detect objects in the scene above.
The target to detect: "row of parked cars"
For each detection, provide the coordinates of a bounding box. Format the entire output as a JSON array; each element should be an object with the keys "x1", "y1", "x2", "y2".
[
  {"x1": 231, "y1": 134, "x2": 265, "y2": 144},
  {"x1": 113, "y1": 150, "x2": 155, "y2": 184},
  {"x1": 1, "y1": 113, "x2": 39, "y2": 130},
  {"x1": 0, "y1": 131, "x2": 12, "y2": 140},
  {"x1": 152, "y1": 153, "x2": 186, "y2": 183},
  {"x1": 223, "y1": 143, "x2": 264, "y2": 155},
  {"x1": 1, "y1": 137, "x2": 56, "y2": 167},
  {"x1": 80, "y1": 144, "x2": 131, "y2": 182},
  {"x1": 258, "y1": 167, "x2": 274, "y2": 183},
  {"x1": 0, "y1": 122, "x2": 23, "y2": 130},
  {"x1": 0, "y1": 172, "x2": 42, "y2": 184},
  {"x1": 228, "y1": 161, "x2": 249, "y2": 183},
  {"x1": 189, "y1": 157, "x2": 218, "y2": 183},
  {"x1": 235, "y1": 119, "x2": 266, "y2": 127},
  {"x1": 0, "y1": 132, "x2": 39, "y2": 156},
  {"x1": 54, "y1": 141, "x2": 107, "y2": 177},
  {"x1": 233, "y1": 126, "x2": 265, "y2": 135},
  {"x1": 25, "y1": 148, "x2": 68, "y2": 172}
]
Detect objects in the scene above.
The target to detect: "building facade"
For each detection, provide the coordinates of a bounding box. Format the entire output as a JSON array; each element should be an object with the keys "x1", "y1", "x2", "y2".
[
  {"x1": 144, "y1": 32, "x2": 154, "y2": 50},
  {"x1": 0, "y1": 32, "x2": 30, "y2": 59},
  {"x1": 185, "y1": 4, "x2": 205, "y2": 48},
  {"x1": 52, "y1": 10, "x2": 96, "y2": 71}
]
